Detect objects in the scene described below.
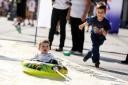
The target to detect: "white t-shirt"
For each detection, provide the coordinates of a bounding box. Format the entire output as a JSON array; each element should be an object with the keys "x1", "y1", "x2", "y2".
[
  {"x1": 70, "y1": 0, "x2": 86, "y2": 18},
  {"x1": 27, "y1": 0, "x2": 36, "y2": 12},
  {"x1": 53, "y1": 0, "x2": 69, "y2": 10},
  {"x1": 34, "y1": 53, "x2": 55, "y2": 63}
]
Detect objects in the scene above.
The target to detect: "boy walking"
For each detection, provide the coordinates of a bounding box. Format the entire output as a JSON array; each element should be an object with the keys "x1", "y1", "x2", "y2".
[{"x1": 79, "y1": 2, "x2": 111, "y2": 68}]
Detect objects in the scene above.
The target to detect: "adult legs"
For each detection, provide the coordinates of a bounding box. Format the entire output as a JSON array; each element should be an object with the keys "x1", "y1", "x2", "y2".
[
  {"x1": 77, "y1": 23, "x2": 85, "y2": 53},
  {"x1": 48, "y1": 8, "x2": 60, "y2": 47},
  {"x1": 70, "y1": 17, "x2": 78, "y2": 51},
  {"x1": 70, "y1": 17, "x2": 84, "y2": 53},
  {"x1": 58, "y1": 9, "x2": 68, "y2": 49}
]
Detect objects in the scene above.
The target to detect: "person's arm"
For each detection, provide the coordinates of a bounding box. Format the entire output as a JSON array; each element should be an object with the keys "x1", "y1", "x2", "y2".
[
  {"x1": 66, "y1": 7, "x2": 71, "y2": 21},
  {"x1": 102, "y1": 20, "x2": 111, "y2": 36},
  {"x1": 81, "y1": 0, "x2": 91, "y2": 22},
  {"x1": 66, "y1": 0, "x2": 72, "y2": 21},
  {"x1": 52, "y1": 0, "x2": 55, "y2": 5},
  {"x1": 66, "y1": 0, "x2": 72, "y2": 6},
  {"x1": 80, "y1": 16, "x2": 94, "y2": 31},
  {"x1": 102, "y1": 28, "x2": 108, "y2": 36},
  {"x1": 79, "y1": 21, "x2": 89, "y2": 31}
]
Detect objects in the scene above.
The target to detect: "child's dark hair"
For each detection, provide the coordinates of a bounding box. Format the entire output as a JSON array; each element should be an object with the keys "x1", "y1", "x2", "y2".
[
  {"x1": 38, "y1": 40, "x2": 50, "y2": 49},
  {"x1": 96, "y1": 2, "x2": 106, "y2": 12}
]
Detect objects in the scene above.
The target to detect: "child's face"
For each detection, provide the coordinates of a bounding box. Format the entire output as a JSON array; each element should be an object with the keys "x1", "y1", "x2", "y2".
[
  {"x1": 96, "y1": 9, "x2": 106, "y2": 21},
  {"x1": 39, "y1": 43, "x2": 49, "y2": 54}
]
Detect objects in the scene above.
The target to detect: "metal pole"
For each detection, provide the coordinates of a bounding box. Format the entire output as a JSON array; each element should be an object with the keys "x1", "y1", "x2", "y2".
[
  {"x1": 34, "y1": 26, "x2": 38, "y2": 45},
  {"x1": 34, "y1": 0, "x2": 40, "y2": 45}
]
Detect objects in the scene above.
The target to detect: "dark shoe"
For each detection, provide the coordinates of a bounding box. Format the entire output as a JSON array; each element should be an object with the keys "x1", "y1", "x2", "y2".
[
  {"x1": 83, "y1": 57, "x2": 88, "y2": 62},
  {"x1": 55, "y1": 48, "x2": 63, "y2": 52},
  {"x1": 83, "y1": 51, "x2": 92, "y2": 62},
  {"x1": 28, "y1": 23, "x2": 31, "y2": 25},
  {"x1": 121, "y1": 61, "x2": 128, "y2": 64},
  {"x1": 31, "y1": 24, "x2": 34, "y2": 27},
  {"x1": 95, "y1": 62, "x2": 100, "y2": 68},
  {"x1": 121, "y1": 54, "x2": 128, "y2": 64}
]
